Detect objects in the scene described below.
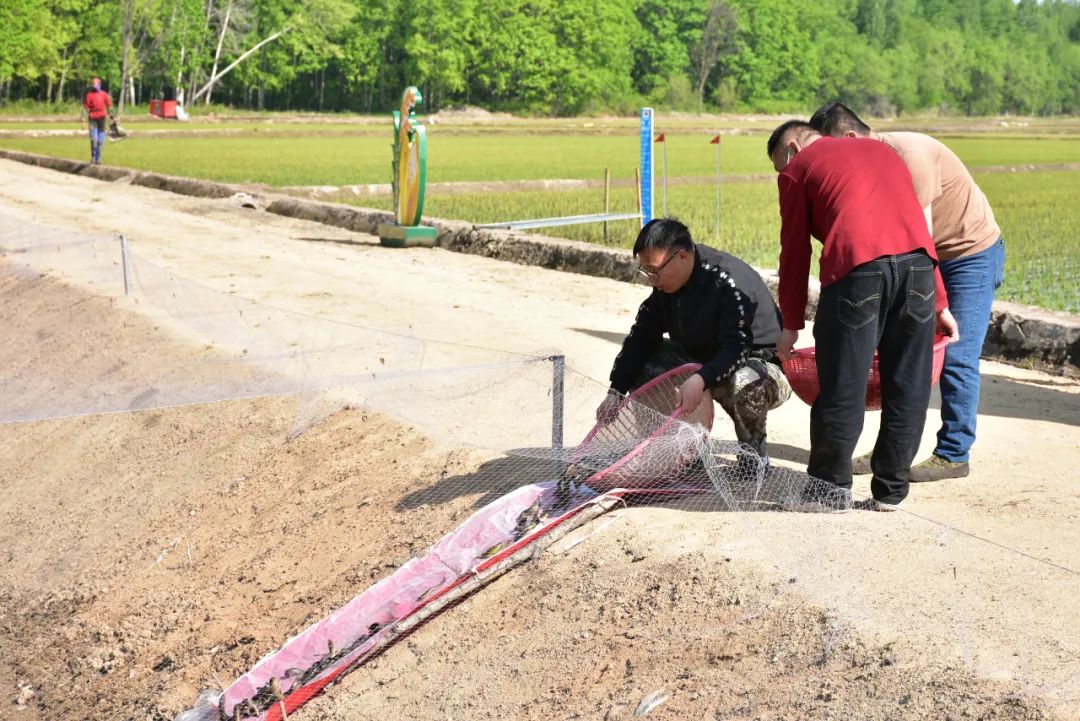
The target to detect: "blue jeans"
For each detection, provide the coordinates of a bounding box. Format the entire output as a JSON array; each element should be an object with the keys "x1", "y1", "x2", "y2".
[
  {"x1": 935, "y1": 237, "x2": 1006, "y2": 462},
  {"x1": 88, "y1": 117, "x2": 106, "y2": 163}
]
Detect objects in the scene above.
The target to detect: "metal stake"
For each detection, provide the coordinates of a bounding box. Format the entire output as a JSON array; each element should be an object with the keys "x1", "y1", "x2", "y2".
[
  {"x1": 715, "y1": 136, "x2": 722, "y2": 238},
  {"x1": 662, "y1": 139, "x2": 668, "y2": 217},
  {"x1": 635, "y1": 167, "x2": 642, "y2": 228},
  {"x1": 119, "y1": 233, "x2": 131, "y2": 296},
  {"x1": 603, "y1": 168, "x2": 611, "y2": 244},
  {"x1": 551, "y1": 354, "x2": 565, "y2": 450}
]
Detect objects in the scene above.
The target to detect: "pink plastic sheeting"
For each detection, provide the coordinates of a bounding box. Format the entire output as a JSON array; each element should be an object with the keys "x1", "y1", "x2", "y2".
[
  {"x1": 202, "y1": 482, "x2": 599, "y2": 721},
  {"x1": 180, "y1": 364, "x2": 715, "y2": 721}
]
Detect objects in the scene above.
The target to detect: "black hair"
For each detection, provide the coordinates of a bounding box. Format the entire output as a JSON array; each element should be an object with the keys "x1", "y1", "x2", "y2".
[
  {"x1": 808, "y1": 102, "x2": 872, "y2": 137},
  {"x1": 632, "y1": 217, "x2": 694, "y2": 256},
  {"x1": 766, "y1": 120, "x2": 817, "y2": 158}
]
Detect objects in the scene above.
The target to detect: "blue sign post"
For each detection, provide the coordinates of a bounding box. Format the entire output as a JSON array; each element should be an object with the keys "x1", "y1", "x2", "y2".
[{"x1": 639, "y1": 107, "x2": 654, "y2": 226}]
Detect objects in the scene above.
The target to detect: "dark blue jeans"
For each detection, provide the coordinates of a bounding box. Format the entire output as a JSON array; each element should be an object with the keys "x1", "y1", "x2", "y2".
[
  {"x1": 935, "y1": 238, "x2": 1006, "y2": 462},
  {"x1": 808, "y1": 252, "x2": 937, "y2": 504},
  {"x1": 88, "y1": 117, "x2": 106, "y2": 163}
]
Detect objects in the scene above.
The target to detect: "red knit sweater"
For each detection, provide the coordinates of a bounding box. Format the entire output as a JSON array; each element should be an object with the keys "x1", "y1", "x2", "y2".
[
  {"x1": 83, "y1": 89, "x2": 112, "y2": 120},
  {"x1": 776, "y1": 136, "x2": 947, "y2": 330}
]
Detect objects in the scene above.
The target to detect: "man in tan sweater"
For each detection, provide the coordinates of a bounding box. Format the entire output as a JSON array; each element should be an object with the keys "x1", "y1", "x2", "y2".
[{"x1": 809, "y1": 102, "x2": 1006, "y2": 483}]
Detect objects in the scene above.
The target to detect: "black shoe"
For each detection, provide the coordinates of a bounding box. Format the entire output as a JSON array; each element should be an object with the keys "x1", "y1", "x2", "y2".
[
  {"x1": 854, "y1": 498, "x2": 899, "y2": 512},
  {"x1": 783, "y1": 486, "x2": 852, "y2": 513},
  {"x1": 733, "y1": 452, "x2": 768, "y2": 482}
]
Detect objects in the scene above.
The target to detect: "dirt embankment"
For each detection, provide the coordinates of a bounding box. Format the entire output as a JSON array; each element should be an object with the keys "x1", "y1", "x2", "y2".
[{"x1": 0, "y1": 272, "x2": 499, "y2": 720}]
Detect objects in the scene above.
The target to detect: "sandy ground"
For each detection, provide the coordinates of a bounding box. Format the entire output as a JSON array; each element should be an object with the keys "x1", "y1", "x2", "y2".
[{"x1": 1, "y1": 158, "x2": 1078, "y2": 721}]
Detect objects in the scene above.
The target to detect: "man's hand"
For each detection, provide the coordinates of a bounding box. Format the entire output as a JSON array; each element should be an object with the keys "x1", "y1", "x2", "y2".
[
  {"x1": 676, "y1": 373, "x2": 706, "y2": 414},
  {"x1": 595, "y1": 393, "x2": 623, "y2": 425},
  {"x1": 776, "y1": 328, "x2": 799, "y2": 362},
  {"x1": 936, "y1": 308, "x2": 960, "y2": 342}
]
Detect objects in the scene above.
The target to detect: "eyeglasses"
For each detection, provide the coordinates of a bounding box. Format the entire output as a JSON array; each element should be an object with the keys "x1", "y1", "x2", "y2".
[{"x1": 636, "y1": 250, "x2": 680, "y2": 282}]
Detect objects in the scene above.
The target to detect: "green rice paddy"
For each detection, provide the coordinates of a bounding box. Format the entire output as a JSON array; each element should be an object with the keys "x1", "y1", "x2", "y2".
[
  {"x1": 6, "y1": 131, "x2": 1080, "y2": 184},
  {"x1": 1, "y1": 115, "x2": 1077, "y2": 312}
]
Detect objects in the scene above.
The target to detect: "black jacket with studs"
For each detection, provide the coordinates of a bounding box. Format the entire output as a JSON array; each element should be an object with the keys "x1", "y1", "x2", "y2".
[{"x1": 609, "y1": 244, "x2": 783, "y2": 394}]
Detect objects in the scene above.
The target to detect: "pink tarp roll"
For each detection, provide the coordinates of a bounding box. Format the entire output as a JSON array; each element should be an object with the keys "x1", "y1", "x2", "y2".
[
  {"x1": 218, "y1": 482, "x2": 592, "y2": 720},
  {"x1": 220, "y1": 553, "x2": 456, "y2": 717},
  {"x1": 431, "y1": 483, "x2": 579, "y2": 574},
  {"x1": 192, "y1": 363, "x2": 717, "y2": 721}
]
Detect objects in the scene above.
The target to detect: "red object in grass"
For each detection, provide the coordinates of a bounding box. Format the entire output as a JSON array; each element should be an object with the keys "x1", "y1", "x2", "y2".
[{"x1": 782, "y1": 335, "x2": 951, "y2": 410}]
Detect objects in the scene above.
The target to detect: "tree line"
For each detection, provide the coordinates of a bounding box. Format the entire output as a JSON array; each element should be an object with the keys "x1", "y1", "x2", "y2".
[{"x1": 2, "y1": 0, "x2": 1078, "y2": 116}]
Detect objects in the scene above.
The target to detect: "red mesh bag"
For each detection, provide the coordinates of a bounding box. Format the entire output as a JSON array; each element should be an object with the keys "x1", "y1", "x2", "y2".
[
  {"x1": 782, "y1": 335, "x2": 950, "y2": 411},
  {"x1": 571, "y1": 363, "x2": 715, "y2": 492}
]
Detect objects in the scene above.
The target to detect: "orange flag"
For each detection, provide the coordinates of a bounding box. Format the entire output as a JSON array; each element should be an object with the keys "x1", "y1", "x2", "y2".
[
  {"x1": 655, "y1": 133, "x2": 665, "y2": 143},
  {"x1": 709, "y1": 135, "x2": 721, "y2": 144}
]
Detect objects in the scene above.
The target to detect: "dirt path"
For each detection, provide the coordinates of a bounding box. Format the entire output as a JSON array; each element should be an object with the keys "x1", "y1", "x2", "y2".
[{"x1": 1, "y1": 158, "x2": 1078, "y2": 720}]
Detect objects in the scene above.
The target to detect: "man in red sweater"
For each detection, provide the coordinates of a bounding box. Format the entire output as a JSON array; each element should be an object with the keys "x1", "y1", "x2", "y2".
[
  {"x1": 767, "y1": 120, "x2": 958, "y2": 511},
  {"x1": 81, "y1": 77, "x2": 113, "y2": 165}
]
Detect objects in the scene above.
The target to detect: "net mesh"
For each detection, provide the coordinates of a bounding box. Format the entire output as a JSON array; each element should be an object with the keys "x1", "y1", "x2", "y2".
[{"x1": 1, "y1": 214, "x2": 1077, "y2": 721}]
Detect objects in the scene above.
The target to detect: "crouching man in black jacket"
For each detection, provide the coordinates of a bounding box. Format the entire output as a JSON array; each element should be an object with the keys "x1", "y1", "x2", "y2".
[{"x1": 600, "y1": 218, "x2": 791, "y2": 462}]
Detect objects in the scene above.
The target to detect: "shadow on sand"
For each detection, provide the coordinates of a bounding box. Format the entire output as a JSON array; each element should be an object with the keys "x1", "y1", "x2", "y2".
[{"x1": 396, "y1": 444, "x2": 827, "y2": 515}]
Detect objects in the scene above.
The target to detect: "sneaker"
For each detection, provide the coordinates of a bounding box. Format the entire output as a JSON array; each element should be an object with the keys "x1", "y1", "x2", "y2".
[
  {"x1": 851, "y1": 451, "x2": 873, "y2": 475},
  {"x1": 734, "y1": 452, "x2": 768, "y2": 482},
  {"x1": 782, "y1": 489, "x2": 852, "y2": 514},
  {"x1": 855, "y1": 498, "x2": 898, "y2": 512},
  {"x1": 909, "y1": 454, "x2": 970, "y2": 483},
  {"x1": 786, "y1": 500, "x2": 849, "y2": 514}
]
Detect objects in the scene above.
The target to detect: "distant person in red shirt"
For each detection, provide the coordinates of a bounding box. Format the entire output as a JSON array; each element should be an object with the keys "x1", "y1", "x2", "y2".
[
  {"x1": 81, "y1": 77, "x2": 113, "y2": 165},
  {"x1": 767, "y1": 120, "x2": 958, "y2": 512}
]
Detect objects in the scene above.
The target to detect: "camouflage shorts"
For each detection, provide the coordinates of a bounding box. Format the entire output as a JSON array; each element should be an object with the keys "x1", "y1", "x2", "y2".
[{"x1": 636, "y1": 342, "x2": 791, "y2": 457}]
